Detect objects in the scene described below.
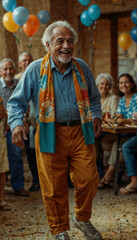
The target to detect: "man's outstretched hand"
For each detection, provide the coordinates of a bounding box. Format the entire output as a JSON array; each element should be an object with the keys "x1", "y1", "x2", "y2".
[{"x1": 12, "y1": 125, "x2": 28, "y2": 148}]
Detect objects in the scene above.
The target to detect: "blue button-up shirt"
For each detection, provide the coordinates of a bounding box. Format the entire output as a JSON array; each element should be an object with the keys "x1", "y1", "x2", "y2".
[
  {"x1": 7, "y1": 56, "x2": 101, "y2": 132},
  {"x1": 116, "y1": 93, "x2": 137, "y2": 119},
  {"x1": 0, "y1": 78, "x2": 18, "y2": 108}
]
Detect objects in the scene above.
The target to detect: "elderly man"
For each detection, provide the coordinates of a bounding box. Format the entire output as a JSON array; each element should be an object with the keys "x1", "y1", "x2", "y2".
[
  {"x1": 15, "y1": 52, "x2": 33, "y2": 80},
  {"x1": 7, "y1": 21, "x2": 102, "y2": 240},
  {"x1": 0, "y1": 58, "x2": 29, "y2": 197},
  {"x1": 15, "y1": 52, "x2": 40, "y2": 192}
]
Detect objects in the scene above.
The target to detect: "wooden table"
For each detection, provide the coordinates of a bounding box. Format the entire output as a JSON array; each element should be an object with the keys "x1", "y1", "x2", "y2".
[{"x1": 102, "y1": 125, "x2": 137, "y2": 195}]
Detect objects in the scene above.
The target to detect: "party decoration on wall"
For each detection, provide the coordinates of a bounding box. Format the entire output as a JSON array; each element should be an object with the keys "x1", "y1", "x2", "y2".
[
  {"x1": 22, "y1": 15, "x2": 40, "y2": 37},
  {"x1": 130, "y1": 9, "x2": 137, "y2": 44},
  {"x1": 78, "y1": 1, "x2": 101, "y2": 63},
  {"x1": 131, "y1": 27, "x2": 137, "y2": 43},
  {"x1": 2, "y1": 12, "x2": 20, "y2": 33},
  {"x1": 88, "y1": 4, "x2": 101, "y2": 21},
  {"x1": 1, "y1": 0, "x2": 50, "y2": 52},
  {"x1": 13, "y1": 6, "x2": 29, "y2": 26},
  {"x1": 80, "y1": 10, "x2": 93, "y2": 27},
  {"x1": 78, "y1": 0, "x2": 91, "y2": 7},
  {"x1": 131, "y1": 9, "x2": 137, "y2": 25},
  {"x1": 2, "y1": 0, "x2": 17, "y2": 12},
  {"x1": 118, "y1": 33, "x2": 132, "y2": 50},
  {"x1": 38, "y1": 10, "x2": 50, "y2": 24},
  {"x1": 79, "y1": 3, "x2": 101, "y2": 27}
]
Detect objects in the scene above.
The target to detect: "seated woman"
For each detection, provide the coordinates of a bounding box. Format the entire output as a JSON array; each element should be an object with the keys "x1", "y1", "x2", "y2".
[
  {"x1": 120, "y1": 134, "x2": 137, "y2": 194},
  {"x1": 95, "y1": 73, "x2": 119, "y2": 179},
  {"x1": 100, "y1": 73, "x2": 137, "y2": 188},
  {"x1": 96, "y1": 73, "x2": 118, "y2": 119}
]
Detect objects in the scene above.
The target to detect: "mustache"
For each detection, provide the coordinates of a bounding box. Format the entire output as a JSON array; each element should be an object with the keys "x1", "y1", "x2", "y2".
[{"x1": 60, "y1": 49, "x2": 72, "y2": 54}]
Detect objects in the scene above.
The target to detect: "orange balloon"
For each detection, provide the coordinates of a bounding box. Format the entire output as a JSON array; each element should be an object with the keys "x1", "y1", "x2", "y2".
[
  {"x1": 118, "y1": 33, "x2": 132, "y2": 50},
  {"x1": 2, "y1": 12, "x2": 20, "y2": 33},
  {"x1": 22, "y1": 15, "x2": 40, "y2": 37}
]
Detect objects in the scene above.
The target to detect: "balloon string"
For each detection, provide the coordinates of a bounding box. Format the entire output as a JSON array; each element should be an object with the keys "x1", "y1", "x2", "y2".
[
  {"x1": 38, "y1": 24, "x2": 43, "y2": 32},
  {"x1": 14, "y1": 32, "x2": 24, "y2": 52},
  {"x1": 88, "y1": 20, "x2": 97, "y2": 65},
  {"x1": 14, "y1": 33, "x2": 21, "y2": 52},
  {"x1": 28, "y1": 37, "x2": 32, "y2": 52},
  {"x1": 20, "y1": 37, "x2": 23, "y2": 52},
  {"x1": 124, "y1": 50, "x2": 127, "y2": 58},
  {"x1": 88, "y1": 26, "x2": 93, "y2": 65},
  {"x1": 20, "y1": 27, "x2": 23, "y2": 33}
]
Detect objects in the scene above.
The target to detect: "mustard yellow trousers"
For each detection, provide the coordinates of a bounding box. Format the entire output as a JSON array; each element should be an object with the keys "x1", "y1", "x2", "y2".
[{"x1": 35, "y1": 124, "x2": 99, "y2": 236}]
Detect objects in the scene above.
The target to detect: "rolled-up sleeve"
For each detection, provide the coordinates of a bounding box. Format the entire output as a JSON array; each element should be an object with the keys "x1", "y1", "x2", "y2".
[{"x1": 7, "y1": 60, "x2": 40, "y2": 132}]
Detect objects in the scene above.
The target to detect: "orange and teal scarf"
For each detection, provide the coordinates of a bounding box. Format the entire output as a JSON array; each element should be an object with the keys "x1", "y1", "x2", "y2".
[{"x1": 39, "y1": 53, "x2": 95, "y2": 153}]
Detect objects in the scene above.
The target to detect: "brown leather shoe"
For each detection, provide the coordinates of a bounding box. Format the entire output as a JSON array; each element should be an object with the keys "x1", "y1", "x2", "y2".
[
  {"x1": 14, "y1": 188, "x2": 29, "y2": 197},
  {"x1": 29, "y1": 183, "x2": 40, "y2": 192}
]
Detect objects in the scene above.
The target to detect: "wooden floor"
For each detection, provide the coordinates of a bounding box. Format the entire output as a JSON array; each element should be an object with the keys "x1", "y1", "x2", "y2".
[{"x1": 1, "y1": 157, "x2": 137, "y2": 240}]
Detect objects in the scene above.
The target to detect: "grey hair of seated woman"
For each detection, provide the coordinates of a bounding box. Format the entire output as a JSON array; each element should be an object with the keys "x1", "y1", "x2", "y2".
[{"x1": 96, "y1": 73, "x2": 114, "y2": 89}]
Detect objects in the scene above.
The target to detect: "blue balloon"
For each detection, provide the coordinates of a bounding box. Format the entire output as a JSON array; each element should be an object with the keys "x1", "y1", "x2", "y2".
[
  {"x1": 80, "y1": 10, "x2": 93, "y2": 27},
  {"x1": 38, "y1": 10, "x2": 50, "y2": 24},
  {"x1": 78, "y1": 0, "x2": 91, "y2": 6},
  {"x1": 13, "y1": 7, "x2": 29, "y2": 26},
  {"x1": 88, "y1": 4, "x2": 101, "y2": 21},
  {"x1": 131, "y1": 9, "x2": 137, "y2": 25},
  {"x1": 2, "y1": 0, "x2": 17, "y2": 12},
  {"x1": 131, "y1": 26, "x2": 137, "y2": 43}
]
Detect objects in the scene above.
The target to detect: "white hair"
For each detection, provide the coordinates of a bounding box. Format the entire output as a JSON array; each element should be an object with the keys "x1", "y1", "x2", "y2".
[
  {"x1": 0, "y1": 58, "x2": 15, "y2": 70},
  {"x1": 18, "y1": 52, "x2": 33, "y2": 62},
  {"x1": 96, "y1": 73, "x2": 114, "y2": 89},
  {"x1": 41, "y1": 20, "x2": 78, "y2": 52}
]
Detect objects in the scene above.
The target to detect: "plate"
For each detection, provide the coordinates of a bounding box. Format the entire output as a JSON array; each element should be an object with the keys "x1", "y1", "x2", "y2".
[
  {"x1": 125, "y1": 124, "x2": 137, "y2": 128},
  {"x1": 102, "y1": 123, "x2": 118, "y2": 127}
]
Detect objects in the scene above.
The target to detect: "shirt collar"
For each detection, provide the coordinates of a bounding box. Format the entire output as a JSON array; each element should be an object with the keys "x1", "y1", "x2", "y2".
[
  {"x1": 50, "y1": 56, "x2": 73, "y2": 73},
  {"x1": 0, "y1": 77, "x2": 17, "y2": 88}
]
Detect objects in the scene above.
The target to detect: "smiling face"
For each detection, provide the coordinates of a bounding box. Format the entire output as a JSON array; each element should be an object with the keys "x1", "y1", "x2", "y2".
[
  {"x1": 19, "y1": 54, "x2": 33, "y2": 72},
  {"x1": 0, "y1": 61, "x2": 15, "y2": 85},
  {"x1": 98, "y1": 78, "x2": 111, "y2": 97},
  {"x1": 46, "y1": 26, "x2": 74, "y2": 70},
  {"x1": 118, "y1": 76, "x2": 133, "y2": 95}
]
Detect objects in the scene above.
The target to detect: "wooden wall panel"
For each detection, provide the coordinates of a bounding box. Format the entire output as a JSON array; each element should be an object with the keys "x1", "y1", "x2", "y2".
[
  {"x1": 93, "y1": 19, "x2": 111, "y2": 78},
  {"x1": 118, "y1": 17, "x2": 135, "y2": 32}
]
